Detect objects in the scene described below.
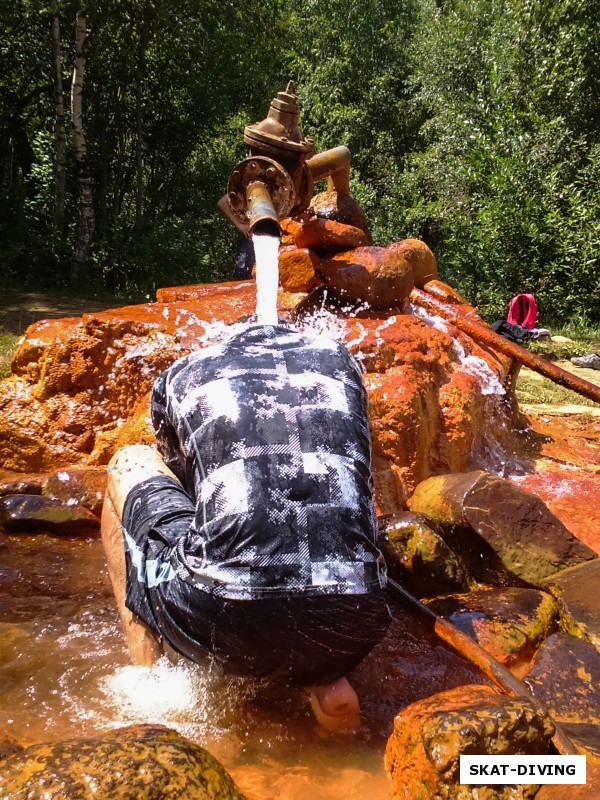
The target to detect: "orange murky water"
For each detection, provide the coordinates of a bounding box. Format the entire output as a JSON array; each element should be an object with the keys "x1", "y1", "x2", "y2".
[{"x1": 0, "y1": 533, "x2": 484, "y2": 799}]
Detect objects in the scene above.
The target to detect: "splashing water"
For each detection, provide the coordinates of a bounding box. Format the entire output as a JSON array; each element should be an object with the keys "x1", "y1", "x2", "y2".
[
  {"x1": 409, "y1": 302, "x2": 505, "y2": 396},
  {"x1": 253, "y1": 232, "x2": 280, "y2": 325}
]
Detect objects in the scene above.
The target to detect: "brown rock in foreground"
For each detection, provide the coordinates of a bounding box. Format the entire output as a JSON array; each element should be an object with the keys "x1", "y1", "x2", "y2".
[
  {"x1": 384, "y1": 684, "x2": 553, "y2": 799},
  {"x1": 310, "y1": 189, "x2": 371, "y2": 233},
  {"x1": 319, "y1": 245, "x2": 415, "y2": 309},
  {"x1": 410, "y1": 471, "x2": 597, "y2": 586},
  {"x1": 0, "y1": 724, "x2": 246, "y2": 799}
]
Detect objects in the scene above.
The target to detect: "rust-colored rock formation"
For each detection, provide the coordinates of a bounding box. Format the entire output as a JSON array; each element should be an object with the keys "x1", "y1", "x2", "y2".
[
  {"x1": 384, "y1": 684, "x2": 554, "y2": 799},
  {"x1": 0, "y1": 247, "x2": 517, "y2": 520}
]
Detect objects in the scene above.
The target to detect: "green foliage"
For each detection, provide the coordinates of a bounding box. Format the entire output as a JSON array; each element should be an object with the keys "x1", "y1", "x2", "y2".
[{"x1": 0, "y1": 0, "x2": 599, "y2": 324}]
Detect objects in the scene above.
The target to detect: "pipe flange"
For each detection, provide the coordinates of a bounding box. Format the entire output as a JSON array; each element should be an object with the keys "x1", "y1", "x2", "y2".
[{"x1": 227, "y1": 156, "x2": 295, "y2": 223}]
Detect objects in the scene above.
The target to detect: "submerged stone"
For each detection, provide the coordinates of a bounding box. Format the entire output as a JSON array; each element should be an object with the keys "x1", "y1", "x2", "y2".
[
  {"x1": 426, "y1": 588, "x2": 559, "y2": 667},
  {"x1": 410, "y1": 471, "x2": 597, "y2": 586},
  {"x1": 379, "y1": 512, "x2": 470, "y2": 597},
  {"x1": 0, "y1": 494, "x2": 99, "y2": 535},
  {"x1": 318, "y1": 245, "x2": 415, "y2": 309},
  {"x1": 541, "y1": 559, "x2": 600, "y2": 650},
  {"x1": 0, "y1": 724, "x2": 246, "y2": 799},
  {"x1": 384, "y1": 684, "x2": 553, "y2": 800}
]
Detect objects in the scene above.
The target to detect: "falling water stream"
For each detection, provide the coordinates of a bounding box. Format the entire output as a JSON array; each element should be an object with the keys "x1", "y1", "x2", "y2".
[
  {"x1": 253, "y1": 232, "x2": 281, "y2": 325},
  {"x1": 0, "y1": 243, "x2": 491, "y2": 798}
]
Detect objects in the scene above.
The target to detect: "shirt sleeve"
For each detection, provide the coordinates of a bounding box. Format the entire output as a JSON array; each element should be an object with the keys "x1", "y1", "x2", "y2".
[{"x1": 150, "y1": 367, "x2": 187, "y2": 485}]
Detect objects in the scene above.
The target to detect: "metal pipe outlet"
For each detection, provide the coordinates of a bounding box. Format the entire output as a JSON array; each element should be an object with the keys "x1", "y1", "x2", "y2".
[{"x1": 245, "y1": 181, "x2": 281, "y2": 236}]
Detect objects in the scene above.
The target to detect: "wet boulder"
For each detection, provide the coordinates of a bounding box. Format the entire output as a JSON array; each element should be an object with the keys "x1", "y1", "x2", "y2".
[
  {"x1": 384, "y1": 684, "x2": 554, "y2": 800},
  {"x1": 541, "y1": 559, "x2": 600, "y2": 650},
  {"x1": 277, "y1": 245, "x2": 322, "y2": 292},
  {"x1": 280, "y1": 215, "x2": 371, "y2": 252},
  {"x1": 0, "y1": 494, "x2": 99, "y2": 535},
  {"x1": 309, "y1": 189, "x2": 371, "y2": 233},
  {"x1": 318, "y1": 245, "x2": 415, "y2": 309},
  {"x1": 409, "y1": 471, "x2": 597, "y2": 586},
  {"x1": 388, "y1": 238, "x2": 438, "y2": 288},
  {"x1": 524, "y1": 632, "x2": 600, "y2": 759},
  {"x1": 0, "y1": 724, "x2": 246, "y2": 799},
  {"x1": 427, "y1": 588, "x2": 559, "y2": 668},
  {"x1": 379, "y1": 512, "x2": 470, "y2": 597},
  {"x1": 525, "y1": 632, "x2": 600, "y2": 726}
]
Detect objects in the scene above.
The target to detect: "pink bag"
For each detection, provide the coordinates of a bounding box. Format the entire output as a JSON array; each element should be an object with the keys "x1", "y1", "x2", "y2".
[{"x1": 507, "y1": 294, "x2": 538, "y2": 329}]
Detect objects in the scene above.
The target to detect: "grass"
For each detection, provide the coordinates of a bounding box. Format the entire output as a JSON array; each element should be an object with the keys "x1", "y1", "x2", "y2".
[
  {"x1": 0, "y1": 328, "x2": 20, "y2": 379},
  {"x1": 516, "y1": 326, "x2": 600, "y2": 408}
]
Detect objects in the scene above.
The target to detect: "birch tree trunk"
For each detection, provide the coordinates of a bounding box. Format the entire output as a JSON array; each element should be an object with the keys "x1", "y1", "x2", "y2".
[
  {"x1": 70, "y1": 9, "x2": 95, "y2": 283},
  {"x1": 51, "y1": 1, "x2": 66, "y2": 256}
]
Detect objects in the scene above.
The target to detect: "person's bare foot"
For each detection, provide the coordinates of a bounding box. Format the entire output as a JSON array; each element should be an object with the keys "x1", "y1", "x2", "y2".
[{"x1": 306, "y1": 677, "x2": 361, "y2": 733}]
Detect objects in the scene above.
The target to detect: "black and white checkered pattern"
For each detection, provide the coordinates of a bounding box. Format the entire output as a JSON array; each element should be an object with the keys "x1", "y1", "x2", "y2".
[{"x1": 151, "y1": 323, "x2": 387, "y2": 599}]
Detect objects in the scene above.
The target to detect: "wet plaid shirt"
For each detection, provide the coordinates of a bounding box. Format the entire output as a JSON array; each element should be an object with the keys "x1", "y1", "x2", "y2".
[{"x1": 150, "y1": 323, "x2": 387, "y2": 599}]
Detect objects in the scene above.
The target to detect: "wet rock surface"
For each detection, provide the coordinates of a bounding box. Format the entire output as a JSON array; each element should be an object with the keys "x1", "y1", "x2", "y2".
[
  {"x1": 280, "y1": 215, "x2": 372, "y2": 252},
  {"x1": 384, "y1": 684, "x2": 554, "y2": 800},
  {"x1": 0, "y1": 726, "x2": 23, "y2": 760},
  {"x1": 0, "y1": 494, "x2": 99, "y2": 535},
  {"x1": 536, "y1": 763, "x2": 600, "y2": 799},
  {"x1": 525, "y1": 633, "x2": 600, "y2": 726},
  {"x1": 379, "y1": 512, "x2": 470, "y2": 597},
  {"x1": 541, "y1": 559, "x2": 600, "y2": 649},
  {"x1": 426, "y1": 588, "x2": 559, "y2": 667},
  {"x1": 277, "y1": 245, "x2": 321, "y2": 292},
  {"x1": 410, "y1": 471, "x2": 597, "y2": 585},
  {"x1": 0, "y1": 724, "x2": 246, "y2": 799},
  {"x1": 318, "y1": 245, "x2": 415, "y2": 309},
  {"x1": 309, "y1": 189, "x2": 371, "y2": 232}
]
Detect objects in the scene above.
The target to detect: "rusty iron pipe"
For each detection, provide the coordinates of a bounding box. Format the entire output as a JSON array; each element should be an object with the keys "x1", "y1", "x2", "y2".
[
  {"x1": 411, "y1": 287, "x2": 600, "y2": 406},
  {"x1": 245, "y1": 180, "x2": 281, "y2": 236},
  {"x1": 306, "y1": 145, "x2": 351, "y2": 194},
  {"x1": 387, "y1": 578, "x2": 578, "y2": 756}
]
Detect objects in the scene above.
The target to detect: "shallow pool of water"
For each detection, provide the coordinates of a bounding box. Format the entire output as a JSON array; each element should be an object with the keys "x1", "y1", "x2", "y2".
[{"x1": 0, "y1": 533, "x2": 485, "y2": 799}]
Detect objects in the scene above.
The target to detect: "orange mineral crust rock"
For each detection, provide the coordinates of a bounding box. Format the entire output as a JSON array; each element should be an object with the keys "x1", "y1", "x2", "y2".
[
  {"x1": 318, "y1": 245, "x2": 415, "y2": 309},
  {"x1": 0, "y1": 280, "x2": 518, "y2": 507},
  {"x1": 384, "y1": 684, "x2": 554, "y2": 800},
  {"x1": 388, "y1": 238, "x2": 438, "y2": 288}
]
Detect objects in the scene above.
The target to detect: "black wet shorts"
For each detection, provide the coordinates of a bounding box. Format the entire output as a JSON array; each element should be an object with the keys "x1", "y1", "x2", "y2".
[{"x1": 122, "y1": 475, "x2": 391, "y2": 686}]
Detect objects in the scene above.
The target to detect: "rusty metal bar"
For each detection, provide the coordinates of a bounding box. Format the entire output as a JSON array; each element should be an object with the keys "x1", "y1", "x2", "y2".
[
  {"x1": 411, "y1": 287, "x2": 600, "y2": 406},
  {"x1": 306, "y1": 145, "x2": 351, "y2": 194},
  {"x1": 387, "y1": 578, "x2": 578, "y2": 756}
]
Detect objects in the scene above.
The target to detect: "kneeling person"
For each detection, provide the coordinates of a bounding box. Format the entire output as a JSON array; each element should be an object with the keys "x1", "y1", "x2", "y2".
[{"x1": 101, "y1": 322, "x2": 390, "y2": 730}]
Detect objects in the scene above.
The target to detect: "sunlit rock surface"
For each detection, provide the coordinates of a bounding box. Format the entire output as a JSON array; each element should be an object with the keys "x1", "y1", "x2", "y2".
[
  {"x1": 319, "y1": 245, "x2": 415, "y2": 309},
  {"x1": 541, "y1": 559, "x2": 600, "y2": 649},
  {"x1": 378, "y1": 512, "x2": 470, "y2": 597},
  {"x1": 0, "y1": 726, "x2": 23, "y2": 760},
  {"x1": 409, "y1": 470, "x2": 597, "y2": 585},
  {"x1": 0, "y1": 270, "x2": 517, "y2": 518},
  {"x1": 0, "y1": 724, "x2": 246, "y2": 799},
  {"x1": 384, "y1": 684, "x2": 554, "y2": 800},
  {"x1": 426, "y1": 588, "x2": 559, "y2": 668},
  {"x1": 0, "y1": 494, "x2": 99, "y2": 535}
]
